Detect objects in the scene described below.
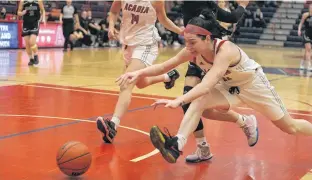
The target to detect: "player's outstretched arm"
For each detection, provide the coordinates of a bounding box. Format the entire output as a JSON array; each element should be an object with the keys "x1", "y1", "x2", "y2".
[{"x1": 153, "y1": 0, "x2": 183, "y2": 35}]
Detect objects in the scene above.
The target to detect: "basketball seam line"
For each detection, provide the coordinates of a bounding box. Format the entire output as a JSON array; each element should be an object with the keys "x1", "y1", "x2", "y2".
[
  {"x1": 58, "y1": 152, "x2": 90, "y2": 165},
  {"x1": 59, "y1": 165, "x2": 90, "y2": 170},
  {"x1": 57, "y1": 142, "x2": 81, "y2": 161}
]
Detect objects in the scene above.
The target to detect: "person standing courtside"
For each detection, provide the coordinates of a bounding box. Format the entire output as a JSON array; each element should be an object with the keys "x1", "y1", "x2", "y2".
[{"x1": 59, "y1": 0, "x2": 79, "y2": 51}]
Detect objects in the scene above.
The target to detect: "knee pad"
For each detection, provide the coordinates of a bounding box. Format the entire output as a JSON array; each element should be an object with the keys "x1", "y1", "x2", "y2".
[
  {"x1": 195, "y1": 119, "x2": 204, "y2": 131},
  {"x1": 185, "y1": 62, "x2": 204, "y2": 79},
  {"x1": 181, "y1": 86, "x2": 193, "y2": 113},
  {"x1": 182, "y1": 85, "x2": 204, "y2": 132}
]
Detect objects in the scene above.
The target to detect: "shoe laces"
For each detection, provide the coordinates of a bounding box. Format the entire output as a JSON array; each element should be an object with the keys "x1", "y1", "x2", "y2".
[
  {"x1": 164, "y1": 127, "x2": 172, "y2": 138},
  {"x1": 241, "y1": 124, "x2": 251, "y2": 138}
]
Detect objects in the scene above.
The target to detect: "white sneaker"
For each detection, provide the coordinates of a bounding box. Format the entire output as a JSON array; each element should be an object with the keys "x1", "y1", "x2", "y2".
[
  {"x1": 185, "y1": 143, "x2": 213, "y2": 163},
  {"x1": 300, "y1": 60, "x2": 306, "y2": 70},
  {"x1": 241, "y1": 115, "x2": 259, "y2": 147},
  {"x1": 308, "y1": 61, "x2": 312, "y2": 71}
]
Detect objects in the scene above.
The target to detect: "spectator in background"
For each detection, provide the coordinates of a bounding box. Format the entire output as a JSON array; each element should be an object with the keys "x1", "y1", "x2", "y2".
[
  {"x1": 244, "y1": 9, "x2": 253, "y2": 27},
  {"x1": 218, "y1": 0, "x2": 231, "y2": 29},
  {"x1": 0, "y1": 7, "x2": 6, "y2": 19},
  {"x1": 98, "y1": 14, "x2": 110, "y2": 46},
  {"x1": 76, "y1": 10, "x2": 92, "y2": 47},
  {"x1": 69, "y1": 21, "x2": 92, "y2": 47},
  {"x1": 60, "y1": 0, "x2": 79, "y2": 51},
  {"x1": 156, "y1": 20, "x2": 171, "y2": 47},
  {"x1": 253, "y1": 7, "x2": 266, "y2": 28},
  {"x1": 87, "y1": 10, "x2": 101, "y2": 47},
  {"x1": 265, "y1": 0, "x2": 278, "y2": 8}
]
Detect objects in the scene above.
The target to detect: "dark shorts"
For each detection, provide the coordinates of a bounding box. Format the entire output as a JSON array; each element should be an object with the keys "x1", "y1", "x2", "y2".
[
  {"x1": 22, "y1": 21, "x2": 40, "y2": 37},
  {"x1": 303, "y1": 31, "x2": 312, "y2": 44},
  {"x1": 185, "y1": 62, "x2": 205, "y2": 79}
]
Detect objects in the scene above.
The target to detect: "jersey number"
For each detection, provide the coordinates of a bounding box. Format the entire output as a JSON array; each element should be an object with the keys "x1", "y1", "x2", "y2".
[{"x1": 131, "y1": 13, "x2": 139, "y2": 24}]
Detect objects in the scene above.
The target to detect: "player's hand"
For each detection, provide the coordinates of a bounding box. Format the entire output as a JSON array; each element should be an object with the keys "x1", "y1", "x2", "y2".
[
  {"x1": 21, "y1": 10, "x2": 27, "y2": 16},
  {"x1": 236, "y1": 0, "x2": 249, "y2": 8},
  {"x1": 298, "y1": 30, "x2": 301, "y2": 36},
  {"x1": 42, "y1": 18, "x2": 46, "y2": 26},
  {"x1": 108, "y1": 28, "x2": 119, "y2": 40},
  {"x1": 115, "y1": 71, "x2": 141, "y2": 87},
  {"x1": 152, "y1": 99, "x2": 182, "y2": 109},
  {"x1": 179, "y1": 27, "x2": 185, "y2": 36}
]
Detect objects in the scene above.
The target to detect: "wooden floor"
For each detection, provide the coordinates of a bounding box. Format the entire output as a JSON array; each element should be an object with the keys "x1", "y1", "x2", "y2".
[{"x1": 0, "y1": 45, "x2": 312, "y2": 180}]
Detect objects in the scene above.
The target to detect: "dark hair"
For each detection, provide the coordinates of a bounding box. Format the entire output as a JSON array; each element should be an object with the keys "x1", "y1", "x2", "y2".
[{"x1": 188, "y1": 9, "x2": 231, "y2": 39}]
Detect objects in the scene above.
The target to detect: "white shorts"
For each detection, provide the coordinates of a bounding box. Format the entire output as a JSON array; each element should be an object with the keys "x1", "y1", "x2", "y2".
[
  {"x1": 122, "y1": 42, "x2": 158, "y2": 67},
  {"x1": 215, "y1": 68, "x2": 287, "y2": 121}
]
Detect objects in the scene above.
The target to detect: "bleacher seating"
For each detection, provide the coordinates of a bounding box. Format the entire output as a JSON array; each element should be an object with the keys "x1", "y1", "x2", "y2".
[
  {"x1": 285, "y1": 2, "x2": 309, "y2": 48},
  {"x1": 235, "y1": 3, "x2": 278, "y2": 45}
]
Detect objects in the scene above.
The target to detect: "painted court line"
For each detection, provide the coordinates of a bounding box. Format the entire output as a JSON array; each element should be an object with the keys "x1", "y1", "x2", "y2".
[
  {"x1": 0, "y1": 114, "x2": 158, "y2": 162},
  {"x1": 23, "y1": 84, "x2": 312, "y2": 117},
  {"x1": 23, "y1": 84, "x2": 158, "y2": 100}
]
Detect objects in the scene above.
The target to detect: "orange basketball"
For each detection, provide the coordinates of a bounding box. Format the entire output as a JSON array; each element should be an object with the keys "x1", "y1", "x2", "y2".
[{"x1": 56, "y1": 141, "x2": 92, "y2": 177}]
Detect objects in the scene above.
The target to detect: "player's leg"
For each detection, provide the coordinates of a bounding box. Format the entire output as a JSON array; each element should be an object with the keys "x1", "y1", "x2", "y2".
[
  {"x1": 28, "y1": 22, "x2": 40, "y2": 65},
  {"x1": 23, "y1": 35, "x2": 33, "y2": 66},
  {"x1": 22, "y1": 22, "x2": 35, "y2": 66},
  {"x1": 182, "y1": 62, "x2": 213, "y2": 163},
  {"x1": 150, "y1": 85, "x2": 259, "y2": 163},
  {"x1": 96, "y1": 43, "x2": 179, "y2": 143},
  {"x1": 150, "y1": 88, "x2": 232, "y2": 163},
  {"x1": 243, "y1": 69, "x2": 312, "y2": 136},
  {"x1": 302, "y1": 33, "x2": 311, "y2": 70},
  {"x1": 29, "y1": 34, "x2": 39, "y2": 65},
  {"x1": 96, "y1": 56, "x2": 146, "y2": 143}
]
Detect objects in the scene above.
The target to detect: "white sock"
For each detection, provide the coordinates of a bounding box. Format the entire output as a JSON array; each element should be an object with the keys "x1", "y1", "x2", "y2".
[
  {"x1": 236, "y1": 115, "x2": 245, "y2": 127},
  {"x1": 176, "y1": 134, "x2": 187, "y2": 151},
  {"x1": 28, "y1": 53, "x2": 33, "y2": 59},
  {"x1": 111, "y1": 116, "x2": 120, "y2": 130},
  {"x1": 164, "y1": 74, "x2": 170, "y2": 82},
  {"x1": 196, "y1": 137, "x2": 208, "y2": 146}
]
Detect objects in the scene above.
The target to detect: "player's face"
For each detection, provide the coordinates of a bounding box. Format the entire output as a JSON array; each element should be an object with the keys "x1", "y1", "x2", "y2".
[
  {"x1": 218, "y1": 0, "x2": 225, "y2": 8},
  {"x1": 66, "y1": 0, "x2": 72, "y2": 5},
  {"x1": 184, "y1": 32, "x2": 212, "y2": 55}
]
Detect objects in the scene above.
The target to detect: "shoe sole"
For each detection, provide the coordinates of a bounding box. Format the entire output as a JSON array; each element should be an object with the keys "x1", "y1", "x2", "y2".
[
  {"x1": 185, "y1": 154, "x2": 213, "y2": 163},
  {"x1": 96, "y1": 118, "x2": 113, "y2": 143},
  {"x1": 249, "y1": 127, "x2": 259, "y2": 147},
  {"x1": 150, "y1": 126, "x2": 176, "y2": 163},
  {"x1": 249, "y1": 115, "x2": 259, "y2": 147}
]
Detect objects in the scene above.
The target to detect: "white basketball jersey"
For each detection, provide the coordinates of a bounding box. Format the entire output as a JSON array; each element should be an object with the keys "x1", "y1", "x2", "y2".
[
  {"x1": 193, "y1": 39, "x2": 261, "y2": 86},
  {"x1": 120, "y1": 0, "x2": 161, "y2": 46}
]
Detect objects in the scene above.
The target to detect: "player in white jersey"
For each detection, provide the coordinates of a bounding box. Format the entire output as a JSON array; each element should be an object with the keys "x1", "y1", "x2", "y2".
[
  {"x1": 116, "y1": 11, "x2": 312, "y2": 164},
  {"x1": 96, "y1": 0, "x2": 183, "y2": 143}
]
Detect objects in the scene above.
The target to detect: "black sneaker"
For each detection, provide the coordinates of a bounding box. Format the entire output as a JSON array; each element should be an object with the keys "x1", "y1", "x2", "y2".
[
  {"x1": 96, "y1": 117, "x2": 117, "y2": 143},
  {"x1": 28, "y1": 58, "x2": 35, "y2": 66},
  {"x1": 149, "y1": 126, "x2": 181, "y2": 163},
  {"x1": 33, "y1": 55, "x2": 39, "y2": 65},
  {"x1": 164, "y1": 69, "x2": 180, "y2": 89}
]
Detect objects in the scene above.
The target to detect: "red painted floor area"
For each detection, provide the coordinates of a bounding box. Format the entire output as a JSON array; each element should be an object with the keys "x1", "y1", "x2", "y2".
[{"x1": 0, "y1": 83, "x2": 312, "y2": 180}]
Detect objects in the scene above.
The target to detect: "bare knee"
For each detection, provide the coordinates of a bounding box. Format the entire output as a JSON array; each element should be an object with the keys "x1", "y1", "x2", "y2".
[
  {"x1": 272, "y1": 115, "x2": 298, "y2": 135},
  {"x1": 120, "y1": 81, "x2": 136, "y2": 91},
  {"x1": 279, "y1": 124, "x2": 297, "y2": 135}
]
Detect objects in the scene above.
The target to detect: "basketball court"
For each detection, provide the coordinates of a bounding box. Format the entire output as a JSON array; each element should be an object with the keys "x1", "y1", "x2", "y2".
[{"x1": 0, "y1": 46, "x2": 311, "y2": 180}]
